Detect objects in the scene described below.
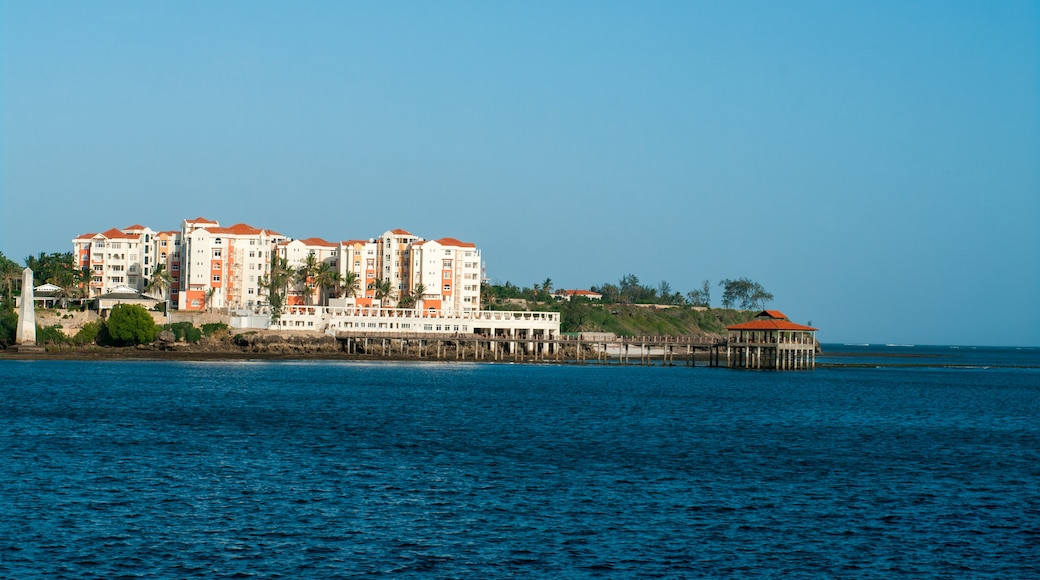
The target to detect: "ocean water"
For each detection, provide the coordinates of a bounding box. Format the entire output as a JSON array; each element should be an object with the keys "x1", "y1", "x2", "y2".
[{"x1": 1, "y1": 348, "x2": 1039, "y2": 578}]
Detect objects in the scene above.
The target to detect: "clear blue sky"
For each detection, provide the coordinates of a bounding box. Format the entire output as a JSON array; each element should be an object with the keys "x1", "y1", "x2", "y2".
[{"x1": 2, "y1": 1, "x2": 1038, "y2": 346}]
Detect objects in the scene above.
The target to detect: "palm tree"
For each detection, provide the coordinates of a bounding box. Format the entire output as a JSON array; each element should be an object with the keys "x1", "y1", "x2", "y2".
[
  {"x1": 397, "y1": 282, "x2": 425, "y2": 309},
  {"x1": 260, "y1": 256, "x2": 293, "y2": 321},
  {"x1": 0, "y1": 251, "x2": 21, "y2": 298},
  {"x1": 203, "y1": 287, "x2": 217, "y2": 313},
  {"x1": 412, "y1": 282, "x2": 426, "y2": 309},
  {"x1": 339, "y1": 271, "x2": 360, "y2": 299},
  {"x1": 295, "y1": 252, "x2": 320, "y2": 305},
  {"x1": 55, "y1": 276, "x2": 78, "y2": 310},
  {"x1": 75, "y1": 266, "x2": 94, "y2": 300},
  {"x1": 144, "y1": 264, "x2": 173, "y2": 300},
  {"x1": 144, "y1": 264, "x2": 174, "y2": 320},
  {"x1": 313, "y1": 263, "x2": 341, "y2": 306},
  {"x1": 373, "y1": 278, "x2": 395, "y2": 305}
]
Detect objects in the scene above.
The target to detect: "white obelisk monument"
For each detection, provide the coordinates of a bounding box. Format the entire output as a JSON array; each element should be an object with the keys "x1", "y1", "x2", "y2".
[{"x1": 15, "y1": 267, "x2": 36, "y2": 345}]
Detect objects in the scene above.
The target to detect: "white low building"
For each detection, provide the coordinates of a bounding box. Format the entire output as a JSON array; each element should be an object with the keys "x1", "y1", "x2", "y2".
[{"x1": 232, "y1": 303, "x2": 560, "y2": 344}]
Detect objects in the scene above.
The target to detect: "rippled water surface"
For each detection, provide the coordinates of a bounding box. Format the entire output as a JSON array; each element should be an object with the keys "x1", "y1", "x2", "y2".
[{"x1": 2, "y1": 355, "x2": 1039, "y2": 577}]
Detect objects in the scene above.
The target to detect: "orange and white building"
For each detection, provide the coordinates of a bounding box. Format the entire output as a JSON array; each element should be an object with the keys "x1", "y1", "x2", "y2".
[
  {"x1": 177, "y1": 218, "x2": 287, "y2": 311},
  {"x1": 151, "y1": 230, "x2": 183, "y2": 304},
  {"x1": 277, "y1": 237, "x2": 339, "y2": 305},
  {"x1": 72, "y1": 218, "x2": 483, "y2": 315},
  {"x1": 410, "y1": 237, "x2": 482, "y2": 312},
  {"x1": 73, "y1": 225, "x2": 157, "y2": 298},
  {"x1": 376, "y1": 229, "x2": 421, "y2": 300},
  {"x1": 337, "y1": 239, "x2": 378, "y2": 302}
]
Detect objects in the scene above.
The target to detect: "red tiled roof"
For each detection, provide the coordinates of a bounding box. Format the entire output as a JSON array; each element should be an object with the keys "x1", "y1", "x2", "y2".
[
  {"x1": 123, "y1": 224, "x2": 147, "y2": 230},
  {"x1": 220, "y1": 223, "x2": 261, "y2": 235},
  {"x1": 185, "y1": 217, "x2": 218, "y2": 225},
  {"x1": 75, "y1": 232, "x2": 98, "y2": 240},
  {"x1": 100, "y1": 227, "x2": 136, "y2": 239},
  {"x1": 340, "y1": 239, "x2": 368, "y2": 246},
  {"x1": 435, "y1": 237, "x2": 476, "y2": 248},
  {"x1": 297, "y1": 237, "x2": 337, "y2": 247},
  {"x1": 760, "y1": 310, "x2": 788, "y2": 319},
  {"x1": 727, "y1": 319, "x2": 818, "y2": 331},
  {"x1": 390, "y1": 228, "x2": 414, "y2": 236}
]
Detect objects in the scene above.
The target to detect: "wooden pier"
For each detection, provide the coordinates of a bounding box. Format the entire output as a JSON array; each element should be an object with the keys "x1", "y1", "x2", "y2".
[
  {"x1": 333, "y1": 309, "x2": 819, "y2": 370},
  {"x1": 335, "y1": 331, "x2": 726, "y2": 366}
]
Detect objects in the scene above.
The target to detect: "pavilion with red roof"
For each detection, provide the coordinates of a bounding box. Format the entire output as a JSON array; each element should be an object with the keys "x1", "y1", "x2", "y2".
[{"x1": 724, "y1": 310, "x2": 818, "y2": 370}]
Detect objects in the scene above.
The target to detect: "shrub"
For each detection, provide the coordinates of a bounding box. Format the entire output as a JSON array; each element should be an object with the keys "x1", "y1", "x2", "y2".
[
  {"x1": 201, "y1": 322, "x2": 228, "y2": 337},
  {"x1": 36, "y1": 324, "x2": 67, "y2": 344},
  {"x1": 0, "y1": 308, "x2": 17, "y2": 346},
  {"x1": 105, "y1": 304, "x2": 158, "y2": 346},
  {"x1": 73, "y1": 321, "x2": 101, "y2": 345},
  {"x1": 169, "y1": 321, "x2": 202, "y2": 343}
]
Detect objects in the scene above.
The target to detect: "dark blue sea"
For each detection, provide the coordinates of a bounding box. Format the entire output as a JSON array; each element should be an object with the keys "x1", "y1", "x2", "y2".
[{"x1": 2, "y1": 345, "x2": 1039, "y2": 578}]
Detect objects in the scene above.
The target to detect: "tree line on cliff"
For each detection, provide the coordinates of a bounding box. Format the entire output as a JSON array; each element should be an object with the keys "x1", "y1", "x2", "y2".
[{"x1": 482, "y1": 274, "x2": 773, "y2": 310}]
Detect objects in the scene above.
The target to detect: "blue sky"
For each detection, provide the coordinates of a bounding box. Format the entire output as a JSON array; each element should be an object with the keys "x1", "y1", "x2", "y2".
[{"x1": 2, "y1": 1, "x2": 1038, "y2": 346}]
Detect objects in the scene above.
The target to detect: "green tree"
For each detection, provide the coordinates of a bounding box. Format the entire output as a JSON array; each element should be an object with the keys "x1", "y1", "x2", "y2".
[
  {"x1": 340, "y1": 271, "x2": 360, "y2": 299},
  {"x1": 0, "y1": 306, "x2": 18, "y2": 346},
  {"x1": 373, "y1": 278, "x2": 395, "y2": 305},
  {"x1": 260, "y1": 256, "x2": 293, "y2": 322},
  {"x1": 719, "y1": 278, "x2": 774, "y2": 310},
  {"x1": 105, "y1": 303, "x2": 158, "y2": 345},
  {"x1": 144, "y1": 263, "x2": 173, "y2": 300},
  {"x1": 0, "y1": 252, "x2": 21, "y2": 298},
  {"x1": 73, "y1": 321, "x2": 101, "y2": 345},
  {"x1": 687, "y1": 279, "x2": 711, "y2": 307},
  {"x1": 313, "y1": 262, "x2": 340, "y2": 306},
  {"x1": 295, "y1": 252, "x2": 320, "y2": 305}
]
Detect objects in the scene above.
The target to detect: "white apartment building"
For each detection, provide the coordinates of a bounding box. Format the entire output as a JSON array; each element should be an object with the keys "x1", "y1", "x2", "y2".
[
  {"x1": 72, "y1": 218, "x2": 483, "y2": 315},
  {"x1": 377, "y1": 229, "x2": 421, "y2": 300},
  {"x1": 278, "y1": 237, "x2": 339, "y2": 305},
  {"x1": 73, "y1": 225, "x2": 156, "y2": 298},
  {"x1": 337, "y1": 239, "x2": 378, "y2": 302},
  {"x1": 151, "y1": 230, "x2": 183, "y2": 305},
  {"x1": 410, "y1": 237, "x2": 482, "y2": 312},
  {"x1": 178, "y1": 218, "x2": 286, "y2": 311}
]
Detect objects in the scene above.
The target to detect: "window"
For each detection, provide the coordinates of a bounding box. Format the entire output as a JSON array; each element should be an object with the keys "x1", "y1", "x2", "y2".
[
  {"x1": 214, "y1": 238, "x2": 223, "y2": 245},
  {"x1": 213, "y1": 275, "x2": 221, "y2": 282},
  {"x1": 248, "y1": 288, "x2": 254, "y2": 295},
  {"x1": 444, "y1": 272, "x2": 451, "y2": 279},
  {"x1": 171, "y1": 264, "x2": 179, "y2": 271},
  {"x1": 443, "y1": 260, "x2": 452, "y2": 268},
  {"x1": 161, "y1": 240, "x2": 167, "y2": 247},
  {"x1": 443, "y1": 284, "x2": 451, "y2": 291},
  {"x1": 191, "y1": 299, "x2": 200, "y2": 307},
  {"x1": 214, "y1": 249, "x2": 222, "y2": 257}
]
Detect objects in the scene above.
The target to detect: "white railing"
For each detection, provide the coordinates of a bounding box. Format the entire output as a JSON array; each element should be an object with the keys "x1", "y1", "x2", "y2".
[{"x1": 232, "y1": 306, "x2": 560, "y2": 334}]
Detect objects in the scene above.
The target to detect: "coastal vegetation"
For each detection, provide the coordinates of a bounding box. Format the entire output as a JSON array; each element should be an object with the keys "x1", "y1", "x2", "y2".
[{"x1": 481, "y1": 274, "x2": 772, "y2": 336}]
